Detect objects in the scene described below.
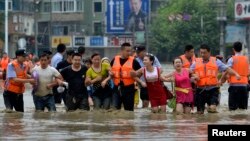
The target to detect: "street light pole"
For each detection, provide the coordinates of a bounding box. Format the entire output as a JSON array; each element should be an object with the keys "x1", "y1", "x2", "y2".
[
  {"x1": 217, "y1": 0, "x2": 227, "y2": 59},
  {"x1": 34, "y1": 0, "x2": 38, "y2": 56},
  {"x1": 4, "y1": 0, "x2": 8, "y2": 54}
]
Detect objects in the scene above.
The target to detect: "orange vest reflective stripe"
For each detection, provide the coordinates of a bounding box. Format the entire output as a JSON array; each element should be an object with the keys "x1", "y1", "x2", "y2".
[
  {"x1": 0, "y1": 57, "x2": 10, "y2": 71},
  {"x1": 194, "y1": 57, "x2": 218, "y2": 87},
  {"x1": 5, "y1": 60, "x2": 27, "y2": 94},
  {"x1": 112, "y1": 56, "x2": 135, "y2": 86},
  {"x1": 180, "y1": 55, "x2": 196, "y2": 68},
  {"x1": 229, "y1": 56, "x2": 249, "y2": 84}
]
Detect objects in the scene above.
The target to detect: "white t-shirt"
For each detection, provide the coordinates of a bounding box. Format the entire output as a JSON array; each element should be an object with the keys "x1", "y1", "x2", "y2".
[
  {"x1": 32, "y1": 66, "x2": 61, "y2": 97},
  {"x1": 145, "y1": 67, "x2": 159, "y2": 82}
]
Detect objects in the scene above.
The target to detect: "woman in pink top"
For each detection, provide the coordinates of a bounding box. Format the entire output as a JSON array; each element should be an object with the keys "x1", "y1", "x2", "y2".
[{"x1": 165, "y1": 57, "x2": 197, "y2": 114}]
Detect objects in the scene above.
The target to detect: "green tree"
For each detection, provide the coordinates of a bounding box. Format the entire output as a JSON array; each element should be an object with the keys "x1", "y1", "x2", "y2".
[{"x1": 150, "y1": 0, "x2": 234, "y2": 62}]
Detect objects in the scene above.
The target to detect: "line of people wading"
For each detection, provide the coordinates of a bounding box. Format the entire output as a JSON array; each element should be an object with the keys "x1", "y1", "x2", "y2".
[{"x1": 0, "y1": 42, "x2": 249, "y2": 114}]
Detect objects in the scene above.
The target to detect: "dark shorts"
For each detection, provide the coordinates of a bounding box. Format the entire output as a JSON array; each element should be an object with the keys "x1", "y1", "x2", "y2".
[
  {"x1": 140, "y1": 87, "x2": 149, "y2": 101},
  {"x1": 195, "y1": 87, "x2": 220, "y2": 112},
  {"x1": 66, "y1": 94, "x2": 89, "y2": 111},
  {"x1": 228, "y1": 86, "x2": 249, "y2": 110},
  {"x1": 112, "y1": 85, "x2": 135, "y2": 111},
  {"x1": 33, "y1": 94, "x2": 56, "y2": 112},
  {"x1": 3, "y1": 90, "x2": 24, "y2": 112}
]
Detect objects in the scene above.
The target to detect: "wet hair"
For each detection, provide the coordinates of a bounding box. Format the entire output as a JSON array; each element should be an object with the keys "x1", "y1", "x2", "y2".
[
  {"x1": 184, "y1": 45, "x2": 194, "y2": 52},
  {"x1": 43, "y1": 50, "x2": 52, "y2": 56},
  {"x1": 121, "y1": 42, "x2": 131, "y2": 50},
  {"x1": 57, "y1": 43, "x2": 66, "y2": 53},
  {"x1": 135, "y1": 45, "x2": 146, "y2": 53},
  {"x1": 91, "y1": 52, "x2": 100, "y2": 59},
  {"x1": 200, "y1": 44, "x2": 210, "y2": 52},
  {"x1": 32, "y1": 56, "x2": 39, "y2": 63},
  {"x1": 84, "y1": 57, "x2": 92, "y2": 65},
  {"x1": 72, "y1": 53, "x2": 82, "y2": 59},
  {"x1": 173, "y1": 57, "x2": 183, "y2": 64},
  {"x1": 233, "y1": 41, "x2": 242, "y2": 52},
  {"x1": 39, "y1": 53, "x2": 49, "y2": 59},
  {"x1": 78, "y1": 46, "x2": 85, "y2": 55},
  {"x1": 66, "y1": 49, "x2": 75, "y2": 56},
  {"x1": 144, "y1": 53, "x2": 155, "y2": 65}
]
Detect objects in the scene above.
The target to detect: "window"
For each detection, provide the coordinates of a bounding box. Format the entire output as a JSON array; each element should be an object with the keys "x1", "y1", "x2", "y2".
[
  {"x1": 52, "y1": 1, "x2": 62, "y2": 12},
  {"x1": 8, "y1": 0, "x2": 12, "y2": 11},
  {"x1": 53, "y1": 26, "x2": 68, "y2": 35},
  {"x1": 63, "y1": 0, "x2": 74, "y2": 12},
  {"x1": 94, "y1": 22, "x2": 102, "y2": 35},
  {"x1": 52, "y1": 0, "x2": 82, "y2": 13},
  {"x1": 76, "y1": 0, "x2": 83, "y2": 11},
  {"x1": 43, "y1": 2, "x2": 51, "y2": 12},
  {"x1": 94, "y1": 2, "x2": 102, "y2": 12}
]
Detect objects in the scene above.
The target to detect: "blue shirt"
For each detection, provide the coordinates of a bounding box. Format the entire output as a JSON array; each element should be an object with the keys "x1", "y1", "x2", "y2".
[
  {"x1": 51, "y1": 53, "x2": 63, "y2": 68},
  {"x1": 6, "y1": 63, "x2": 26, "y2": 79}
]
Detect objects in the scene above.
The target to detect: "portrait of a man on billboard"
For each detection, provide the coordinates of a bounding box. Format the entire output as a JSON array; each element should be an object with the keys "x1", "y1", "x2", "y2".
[{"x1": 126, "y1": 0, "x2": 147, "y2": 32}]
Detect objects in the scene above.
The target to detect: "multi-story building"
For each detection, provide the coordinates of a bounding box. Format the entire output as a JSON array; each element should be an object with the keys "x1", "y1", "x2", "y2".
[
  {"x1": 0, "y1": 0, "x2": 35, "y2": 57},
  {"x1": 1, "y1": 0, "x2": 166, "y2": 57}
]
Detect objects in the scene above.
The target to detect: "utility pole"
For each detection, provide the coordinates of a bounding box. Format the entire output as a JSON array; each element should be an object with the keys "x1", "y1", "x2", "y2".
[
  {"x1": 4, "y1": 0, "x2": 8, "y2": 54},
  {"x1": 217, "y1": 0, "x2": 227, "y2": 59}
]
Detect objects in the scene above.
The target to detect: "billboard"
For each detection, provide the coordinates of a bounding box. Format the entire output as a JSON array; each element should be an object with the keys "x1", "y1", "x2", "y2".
[
  {"x1": 225, "y1": 25, "x2": 246, "y2": 44},
  {"x1": 235, "y1": 1, "x2": 250, "y2": 20},
  {"x1": 106, "y1": 0, "x2": 149, "y2": 33},
  {"x1": 85, "y1": 36, "x2": 108, "y2": 47},
  {"x1": 73, "y1": 36, "x2": 85, "y2": 47},
  {"x1": 52, "y1": 36, "x2": 72, "y2": 48}
]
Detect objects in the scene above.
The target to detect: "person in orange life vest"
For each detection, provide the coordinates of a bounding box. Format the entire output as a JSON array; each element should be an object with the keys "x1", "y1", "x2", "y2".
[
  {"x1": 110, "y1": 43, "x2": 141, "y2": 111},
  {"x1": 190, "y1": 44, "x2": 240, "y2": 114},
  {"x1": 180, "y1": 45, "x2": 196, "y2": 69},
  {"x1": 3, "y1": 49, "x2": 36, "y2": 112},
  {"x1": 221, "y1": 42, "x2": 250, "y2": 111},
  {"x1": 0, "y1": 52, "x2": 10, "y2": 80}
]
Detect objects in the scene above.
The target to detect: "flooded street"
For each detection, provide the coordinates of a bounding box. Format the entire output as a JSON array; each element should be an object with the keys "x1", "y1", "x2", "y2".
[{"x1": 0, "y1": 64, "x2": 250, "y2": 140}]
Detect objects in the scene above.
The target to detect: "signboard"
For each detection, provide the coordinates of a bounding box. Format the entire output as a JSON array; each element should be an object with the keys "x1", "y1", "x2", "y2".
[
  {"x1": 84, "y1": 36, "x2": 108, "y2": 47},
  {"x1": 225, "y1": 25, "x2": 246, "y2": 44},
  {"x1": 135, "y1": 31, "x2": 145, "y2": 44},
  {"x1": 73, "y1": 36, "x2": 85, "y2": 47},
  {"x1": 235, "y1": 1, "x2": 250, "y2": 20},
  {"x1": 52, "y1": 36, "x2": 72, "y2": 48},
  {"x1": 106, "y1": 0, "x2": 149, "y2": 33},
  {"x1": 110, "y1": 36, "x2": 133, "y2": 46}
]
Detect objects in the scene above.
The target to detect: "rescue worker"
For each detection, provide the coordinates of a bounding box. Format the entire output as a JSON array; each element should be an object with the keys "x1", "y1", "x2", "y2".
[
  {"x1": 110, "y1": 43, "x2": 141, "y2": 111},
  {"x1": 190, "y1": 44, "x2": 240, "y2": 114},
  {"x1": 3, "y1": 49, "x2": 35, "y2": 112},
  {"x1": 225, "y1": 42, "x2": 249, "y2": 111},
  {"x1": 180, "y1": 45, "x2": 196, "y2": 69}
]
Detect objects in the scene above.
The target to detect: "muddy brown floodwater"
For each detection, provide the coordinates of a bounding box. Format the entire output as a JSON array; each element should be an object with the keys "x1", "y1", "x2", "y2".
[{"x1": 0, "y1": 64, "x2": 250, "y2": 140}]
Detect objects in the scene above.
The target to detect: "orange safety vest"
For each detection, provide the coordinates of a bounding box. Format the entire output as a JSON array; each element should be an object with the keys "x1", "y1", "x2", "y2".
[
  {"x1": 0, "y1": 57, "x2": 10, "y2": 71},
  {"x1": 229, "y1": 56, "x2": 249, "y2": 84},
  {"x1": 112, "y1": 56, "x2": 135, "y2": 86},
  {"x1": 5, "y1": 60, "x2": 27, "y2": 94},
  {"x1": 194, "y1": 57, "x2": 218, "y2": 87},
  {"x1": 180, "y1": 55, "x2": 196, "y2": 68}
]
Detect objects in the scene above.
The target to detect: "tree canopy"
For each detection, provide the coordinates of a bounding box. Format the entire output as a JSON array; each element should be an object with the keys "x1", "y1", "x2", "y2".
[{"x1": 150, "y1": 0, "x2": 234, "y2": 62}]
